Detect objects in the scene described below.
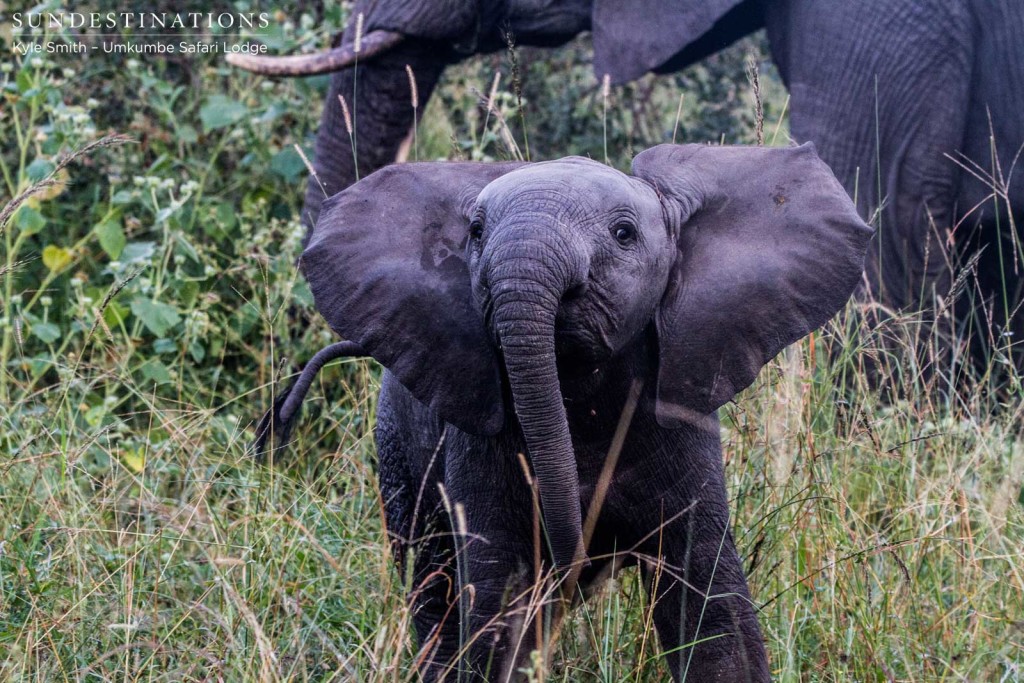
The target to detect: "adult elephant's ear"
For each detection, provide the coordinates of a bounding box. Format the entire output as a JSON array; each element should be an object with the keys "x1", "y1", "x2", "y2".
[
  {"x1": 632, "y1": 144, "x2": 872, "y2": 428},
  {"x1": 302, "y1": 161, "x2": 525, "y2": 436},
  {"x1": 592, "y1": 0, "x2": 760, "y2": 84}
]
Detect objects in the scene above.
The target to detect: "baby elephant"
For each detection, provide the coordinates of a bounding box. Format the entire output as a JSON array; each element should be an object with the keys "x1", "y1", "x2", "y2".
[{"x1": 256, "y1": 144, "x2": 872, "y2": 681}]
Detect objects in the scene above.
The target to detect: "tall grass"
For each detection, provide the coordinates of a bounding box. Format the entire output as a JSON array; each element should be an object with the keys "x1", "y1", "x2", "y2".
[
  {"x1": 1, "y1": 16, "x2": 1022, "y2": 683},
  {"x1": 3, "y1": 273, "x2": 1021, "y2": 681}
]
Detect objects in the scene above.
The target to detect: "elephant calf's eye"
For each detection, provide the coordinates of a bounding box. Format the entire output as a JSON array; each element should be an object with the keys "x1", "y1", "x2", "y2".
[
  {"x1": 469, "y1": 219, "x2": 484, "y2": 241},
  {"x1": 612, "y1": 223, "x2": 637, "y2": 246}
]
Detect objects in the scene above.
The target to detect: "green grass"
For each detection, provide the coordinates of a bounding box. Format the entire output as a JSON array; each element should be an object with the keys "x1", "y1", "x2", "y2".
[
  {"x1": 1, "y1": 5, "x2": 1023, "y2": 681},
  {"x1": 2, "y1": 305, "x2": 1022, "y2": 681}
]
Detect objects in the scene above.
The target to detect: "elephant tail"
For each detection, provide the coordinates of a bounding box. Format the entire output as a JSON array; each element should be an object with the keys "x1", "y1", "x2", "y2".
[{"x1": 251, "y1": 340, "x2": 366, "y2": 461}]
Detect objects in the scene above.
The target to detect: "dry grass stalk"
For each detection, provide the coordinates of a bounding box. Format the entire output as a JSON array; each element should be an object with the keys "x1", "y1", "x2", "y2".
[
  {"x1": 55, "y1": 133, "x2": 134, "y2": 171},
  {"x1": 405, "y1": 64, "x2": 419, "y2": 110},
  {"x1": 482, "y1": 71, "x2": 502, "y2": 134},
  {"x1": 505, "y1": 31, "x2": 530, "y2": 160},
  {"x1": 85, "y1": 265, "x2": 144, "y2": 346},
  {"x1": 0, "y1": 180, "x2": 58, "y2": 241},
  {"x1": 0, "y1": 257, "x2": 32, "y2": 280},
  {"x1": 770, "y1": 94, "x2": 790, "y2": 146},
  {"x1": 338, "y1": 93, "x2": 359, "y2": 180},
  {"x1": 294, "y1": 143, "x2": 326, "y2": 197},
  {"x1": 473, "y1": 86, "x2": 523, "y2": 160},
  {"x1": 406, "y1": 65, "x2": 420, "y2": 161},
  {"x1": 746, "y1": 56, "x2": 765, "y2": 146},
  {"x1": 487, "y1": 72, "x2": 501, "y2": 113},
  {"x1": 1, "y1": 134, "x2": 134, "y2": 240},
  {"x1": 338, "y1": 94, "x2": 354, "y2": 136},
  {"x1": 672, "y1": 93, "x2": 685, "y2": 145},
  {"x1": 353, "y1": 13, "x2": 364, "y2": 53},
  {"x1": 601, "y1": 74, "x2": 612, "y2": 164}
]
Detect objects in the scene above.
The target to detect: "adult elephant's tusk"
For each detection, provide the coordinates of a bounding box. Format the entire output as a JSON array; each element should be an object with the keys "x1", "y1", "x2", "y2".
[{"x1": 226, "y1": 30, "x2": 405, "y2": 76}]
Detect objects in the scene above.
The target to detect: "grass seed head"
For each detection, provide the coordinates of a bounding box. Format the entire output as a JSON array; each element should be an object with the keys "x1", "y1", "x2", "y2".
[{"x1": 406, "y1": 64, "x2": 419, "y2": 110}]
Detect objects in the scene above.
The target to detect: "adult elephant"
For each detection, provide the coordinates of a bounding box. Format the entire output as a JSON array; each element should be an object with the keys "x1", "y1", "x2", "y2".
[{"x1": 230, "y1": 0, "x2": 1024, "y2": 364}]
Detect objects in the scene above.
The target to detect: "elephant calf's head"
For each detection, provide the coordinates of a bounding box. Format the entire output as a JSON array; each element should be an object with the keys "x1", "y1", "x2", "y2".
[
  {"x1": 302, "y1": 144, "x2": 872, "y2": 569},
  {"x1": 467, "y1": 160, "x2": 675, "y2": 375}
]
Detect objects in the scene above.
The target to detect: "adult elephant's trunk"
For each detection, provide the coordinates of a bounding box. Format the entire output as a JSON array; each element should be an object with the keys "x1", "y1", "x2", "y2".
[
  {"x1": 489, "y1": 254, "x2": 588, "y2": 571},
  {"x1": 301, "y1": 38, "x2": 449, "y2": 240}
]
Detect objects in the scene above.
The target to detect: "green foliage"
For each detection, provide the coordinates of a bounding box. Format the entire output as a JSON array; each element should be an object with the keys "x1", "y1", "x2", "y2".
[
  {"x1": 200, "y1": 94, "x2": 251, "y2": 132},
  {"x1": 93, "y1": 218, "x2": 126, "y2": 260},
  {"x1": 424, "y1": 34, "x2": 784, "y2": 169},
  {"x1": 0, "y1": 3, "x2": 1021, "y2": 681}
]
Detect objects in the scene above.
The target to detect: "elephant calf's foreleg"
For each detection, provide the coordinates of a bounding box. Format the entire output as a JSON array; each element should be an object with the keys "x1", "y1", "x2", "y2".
[
  {"x1": 630, "y1": 465, "x2": 769, "y2": 681},
  {"x1": 643, "y1": 533, "x2": 768, "y2": 682}
]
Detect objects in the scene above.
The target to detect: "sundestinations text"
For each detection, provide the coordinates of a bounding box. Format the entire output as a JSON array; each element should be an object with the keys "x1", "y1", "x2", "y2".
[{"x1": 11, "y1": 12, "x2": 271, "y2": 31}]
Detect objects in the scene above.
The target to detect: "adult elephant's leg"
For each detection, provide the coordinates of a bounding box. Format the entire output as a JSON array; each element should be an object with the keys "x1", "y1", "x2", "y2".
[
  {"x1": 302, "y1": 40, "x2": 450, "y2": 237},
  {"x1": 765, "y1": 0, "x2": 972, "y2": 317},
  {"x1": 955, "y1": 0, "x2": 1024, "y2": 371},
  {"x1": 955, "y1": 214, "x2": 1024, "y2": 372},
  {"x1": 763, "y1": 0, "x2": 975, "y2": 389}
]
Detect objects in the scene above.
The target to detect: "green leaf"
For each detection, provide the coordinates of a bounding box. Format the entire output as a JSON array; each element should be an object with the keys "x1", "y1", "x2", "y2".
[
  {"x1": 270, "y1": 147, "x2": 306, "y2": 181},
  {"x1": 104, "y1": 302, "x2": 129, "y2": 329},
  {"x1": 293, "y1": 279, "x2": 313, "y2": 307},
  {"x1": 173, "y1": 232, "x2": 201, "y2": 263},
  {"x1": 111, "y1": 190, "x2": 135, "y2": 205},
  {"x1": 260, "y1": 103, "x2": 289, "y2": 124},
  {"x1": 94, "y1": 219, "x2": 126, "y2": 260},
  {"x1": 84, "y1": 403, "x2": 109, "y2": 428},
  {"x1": 130, "y1": 297, "x2": 181, "y2": 337},
  {"x1": 138, "y1": 359, "x2": 172, "y2": 386},
  {"x1": 205, "y1": 202, "x2": 237, "y2": 240},
  {"x1": 153, "y1": 338, "x2": 177, "y2": 355},
  {"x1": 200, "y1": 95, "x2": 248, "y2": 132},
  {"x1": 230, "y1": 306, "x2": 258, "y2": 337},
  {"x1": 26, "y1": 158, "x2": 55, "y2": 182},
  {"x1": 120, "y1": 448, "x2": 146, "y2": 473},
  {"x1": 16, "y1": 206, "x2": 46, "y2": 236},
  {"x1": 155, "y1": 206, "x2": 176, "y2": 224},
  {"x1": 31, "y1": 322, "x2": 60, "y2": 344},
  {"x1": 42, "y1": 245, "x2": 73, "y2": 271},
  {"x1": 215, "y1": 203, "x2": 236, "y2": 230},
  {"x1": 176, "y1": 124, "x2": 199, "y2": 145},
  {"x1": 176, "y1": 280, "x2": 199, "y2": 308},
  {"x1": 16, "y1": 69, "x2": 31, "y2": 94},
  {"x1": 122, "y1": 241, "x2": 156, "y2": 264}
]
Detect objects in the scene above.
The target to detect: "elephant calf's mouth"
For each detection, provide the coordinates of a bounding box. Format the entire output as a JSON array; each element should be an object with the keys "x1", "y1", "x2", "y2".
[{"x1": 553, "y1": 327, "x2": 615, "y2": 375}]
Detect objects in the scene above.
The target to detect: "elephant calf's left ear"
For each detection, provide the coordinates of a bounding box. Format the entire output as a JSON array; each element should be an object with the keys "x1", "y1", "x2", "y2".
[
  {"x1": 301, "y1": 161, "x2": 525, "y2": 436},
  {"x1": 632, "y1": 143, "x2": 873, "y2": 428}
]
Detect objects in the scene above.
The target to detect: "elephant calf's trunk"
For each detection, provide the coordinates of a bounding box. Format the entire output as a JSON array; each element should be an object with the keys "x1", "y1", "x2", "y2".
[{"x1": 492, "y1": 281, "x2": 586, "y2": 572}]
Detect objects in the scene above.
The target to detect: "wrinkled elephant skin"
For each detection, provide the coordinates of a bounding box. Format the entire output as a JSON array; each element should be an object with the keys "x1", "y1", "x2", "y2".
[{"x1": 261, "y1": 145, "x2": 871, "y2": 679}]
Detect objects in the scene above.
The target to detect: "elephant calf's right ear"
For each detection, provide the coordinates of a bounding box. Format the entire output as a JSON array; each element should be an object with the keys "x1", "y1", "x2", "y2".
[
  {"x1": 633, "y1": 144, "x2": 873, "y2": 427},
  {"x1": 301, "y1": 161, "x2": 526, "y2": 436}
]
